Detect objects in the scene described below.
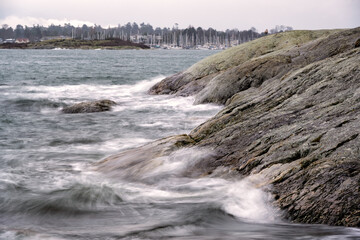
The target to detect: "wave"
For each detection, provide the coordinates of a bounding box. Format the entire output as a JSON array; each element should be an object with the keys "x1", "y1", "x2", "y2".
[
  {"x1": 0, "y1": 76, "x2": 166, "y2": 108},
  {"x1": 125, "y1": 76, "x2": 165, "y2": 93},
  {"x1": 96, "y1": 147, "x2": 212, "y2": 183},
  {"x1": 2, "y1": 98, "x2": 66, "y2": 113},
  {"x1": 53, "y1": 48, "x2": 69, "y2": 50},
  {"x1": 1, "y1": 76, "x2": 220, "y2": 117},
  {"x1": 96, "y1": 147, "x2": 279, "y2": 223},
  {"x1": 0, "y1": 76, "x2": 168, "y2": 115},
  {"x1": 47, "y1": 137, "x2": 154, "y2": 155},
  {"x1": 221, "y1": 179, "x2": 277, "y2": 223},
  {"x1": 48, "y1": 138, "x2": 103, "y2": 146},
  {"x1": 24, "y1": 75, "x2": 165, "y2": 99},
  {"x1": 0, "y1": 182, "x2": 123, "y2": 216}
]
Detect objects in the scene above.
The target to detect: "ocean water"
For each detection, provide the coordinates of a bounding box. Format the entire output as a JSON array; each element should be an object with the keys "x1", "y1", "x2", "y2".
[{"x1": 0, "y1": 49, "x2": 359, "y2": 240}]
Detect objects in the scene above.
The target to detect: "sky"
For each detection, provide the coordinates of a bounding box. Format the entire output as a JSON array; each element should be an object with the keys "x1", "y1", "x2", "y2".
[{"x1": 0, "y1": 0, "x2": 359, "y2": 31}]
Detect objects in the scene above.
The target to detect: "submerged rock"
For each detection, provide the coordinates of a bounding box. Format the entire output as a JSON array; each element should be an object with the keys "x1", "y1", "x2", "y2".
[
  {"x1": 100, "y1": 28, "x2": 360, "y2": 227},
  {"x1": 62, "y1": 100, "x2": 117, "y2": 114},
  {"x1": 95, "y1": 134, "x2": 203, "y2": 183}
]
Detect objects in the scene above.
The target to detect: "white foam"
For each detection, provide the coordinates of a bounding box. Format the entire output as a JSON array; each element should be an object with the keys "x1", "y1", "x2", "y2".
[
  {"x1": 21, "y1": 84, "x2": 123, "y2": 103},
  {"x1": 127, "y1": 76, "x2": 165, "y2": 93},
  {"x1": 138, "y1": 122, "x2": 165, "y2": 127},
  {"x1": 142, "y1": 148, "x2": 209, "y2": 180},
  {"x1": 96, "y1": 137, "x2": 152, "y2": 152},
  {"x1": 39, "y1": 137, "x2": 153, "y2": 155},
  {"x1": 3, "y1": 76, "x2": 221, "y2": 122},
  {"x1": 98, "y1": 146, "x2": 278, "y2": 223},
  {"x1": 104, "y1": 168, "x2": 278, "y2": 224},
  {"x1": 53, "y1": 48, "x2": 68, "y2": 50},
  {"x1": 160, "y1": 96, "x2": 221, "y2": 112},
  {"x1": 222, "y1": 179, "x2": 278, "y2": 223},
  {"x1": 3, "y1": 75, "x2": 164, "y2": 102}
]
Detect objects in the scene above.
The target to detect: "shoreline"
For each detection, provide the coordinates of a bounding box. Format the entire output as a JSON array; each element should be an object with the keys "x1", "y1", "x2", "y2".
[{"x1": 0, "y1": 38, "x2": 150, "y2": 50}]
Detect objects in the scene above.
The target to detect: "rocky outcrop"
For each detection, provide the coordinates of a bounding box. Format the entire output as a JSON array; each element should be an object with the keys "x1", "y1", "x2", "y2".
[
  {"x1": 188, "y1": 48, "x2": 360, "y2": 226},
  {"x1": 99, "y1": 28, "x2": 360, "y2": 227},
  {"x1": 149, "y1": 28, "x2": 359, "y2": 105},
  {"x1": 62, "y1": 100, "x2": 117, "y2": 114}
]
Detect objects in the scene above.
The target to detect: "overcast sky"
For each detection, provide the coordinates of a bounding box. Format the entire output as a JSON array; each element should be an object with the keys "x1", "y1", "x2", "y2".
[{"x1": 0, "y1": 0, "x2": 359, "y2": 31}]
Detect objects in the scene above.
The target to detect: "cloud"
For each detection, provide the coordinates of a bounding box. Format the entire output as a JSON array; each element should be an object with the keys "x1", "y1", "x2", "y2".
[
  {"x1": 0, "y1": 0, "x2": 358, "y2": 30},
  {"x1": 0, "y1": 15, "x2": 95, "y2": 28}
]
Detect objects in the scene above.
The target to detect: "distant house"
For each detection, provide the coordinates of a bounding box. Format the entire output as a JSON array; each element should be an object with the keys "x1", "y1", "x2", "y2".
[
  {"x1": 15, "y1": 38, "x2": 30, "y2": 43},
  {"x1": 4, "y1": 39, "x2": 15, "y2": 43}
]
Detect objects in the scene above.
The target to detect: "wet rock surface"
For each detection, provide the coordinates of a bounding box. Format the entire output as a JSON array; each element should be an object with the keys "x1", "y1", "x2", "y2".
[
  {"x1": 95, "y1": 134, "x2": 200, "y2": 182},
  {"x1": 62, "y1": 99, "x2": 117, "y2": 114},
  {"x1": 101, "y1": 28, "x2": 360, "y2": 227},
  {"x1": 189, "y1": 48, "x2": 360, "y2": 226}
]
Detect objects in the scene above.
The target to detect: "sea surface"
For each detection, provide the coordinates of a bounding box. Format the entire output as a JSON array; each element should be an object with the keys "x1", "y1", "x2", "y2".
[{"x1": 0, "y1": 49, "x2": 359, "y2": 240}]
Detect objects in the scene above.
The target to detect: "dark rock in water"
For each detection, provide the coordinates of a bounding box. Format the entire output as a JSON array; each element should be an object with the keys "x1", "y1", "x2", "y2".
[
  {"x1": 100, "y1": 28, "x2": 360, "y2": 227},
  {"x1": 62, "y1": 100, "x2": 117, "y2": 114}
]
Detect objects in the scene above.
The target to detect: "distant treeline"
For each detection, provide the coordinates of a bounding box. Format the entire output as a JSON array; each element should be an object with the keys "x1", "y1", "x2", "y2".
[{"x1": 0, "y1": 23, "x2": 293, "y2": 47}]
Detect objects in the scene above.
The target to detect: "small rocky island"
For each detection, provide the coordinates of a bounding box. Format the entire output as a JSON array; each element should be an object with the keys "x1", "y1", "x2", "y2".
[
  {"x1": 98, "y1": 27, "x2": 360, "y2": 227},
  {"x1": 0, "y1": 38, "x2": 150, "y2": 50}
]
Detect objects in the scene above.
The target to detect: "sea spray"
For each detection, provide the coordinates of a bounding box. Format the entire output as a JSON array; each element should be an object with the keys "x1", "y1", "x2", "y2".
[
  {"x1": 222, "y1": 179, "x2": 278, "y2": 223},
  {"x1": 96, "y1": 145, "x2": 279, "y2": 223}
]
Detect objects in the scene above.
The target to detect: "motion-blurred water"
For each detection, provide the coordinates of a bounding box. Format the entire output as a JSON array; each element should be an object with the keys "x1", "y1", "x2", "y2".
[{"x1": 0, "y1": 49, "x2": 359, "y2": 239}]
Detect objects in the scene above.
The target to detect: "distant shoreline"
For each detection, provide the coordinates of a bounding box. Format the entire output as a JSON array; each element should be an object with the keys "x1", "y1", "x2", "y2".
[{"x1": 0, "y1": 39, "x2": 150, "y2": 50}]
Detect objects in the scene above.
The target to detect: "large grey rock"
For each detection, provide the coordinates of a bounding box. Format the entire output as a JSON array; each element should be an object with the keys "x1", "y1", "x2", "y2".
[
  {"x1": 188, "y1": 48, "x2": 360, "y2": 226},
  {"x1": 62, "y1": 100, "x2": 117, "y2": 114},
  {"x1": 100, "y1": 28, "x2": 360, "y2": 227},
  {"x1": 149, "y1": 28, "x2": 359, "y2": 105}
]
